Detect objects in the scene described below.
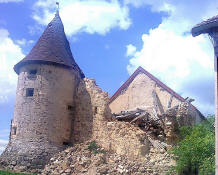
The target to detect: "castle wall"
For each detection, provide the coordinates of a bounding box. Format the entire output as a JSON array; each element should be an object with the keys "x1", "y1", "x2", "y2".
[
  {"x1": 74, "y1": 78, "x2": 150, "y2": 160},
  {"x1": 11, "y1": 64, "x2": 80, "y2": 145},
  {"x1": 109, "y1": 72, "x2": 181, "y2": 114},
  {"x1": 1, "y1": 64, "x2": 81, "y2": 171},
  {"x1": 73, "y1": 78, "x2": 112, "y2": 143}
]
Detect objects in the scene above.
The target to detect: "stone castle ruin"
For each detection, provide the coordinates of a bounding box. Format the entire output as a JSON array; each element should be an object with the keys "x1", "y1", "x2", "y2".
[{"x1": 0, "y1": 11, "x2": 205, "y2": 174}]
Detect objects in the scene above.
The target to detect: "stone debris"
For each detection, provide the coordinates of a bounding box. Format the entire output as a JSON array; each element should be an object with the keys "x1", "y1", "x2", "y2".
[
  {"x1": 41, "y1": 141, "x2": 175, "y2": 175},
  {"x1": 113, "y1": 108, "x2": 164, "y2": 138},
  {"x1": 113, "y1": 101, "x2": 198, "y2": 145}
]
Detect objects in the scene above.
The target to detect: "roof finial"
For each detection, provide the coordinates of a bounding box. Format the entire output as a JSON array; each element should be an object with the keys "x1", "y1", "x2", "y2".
[{"x1": 56, "y1": 1, "x2": 60, "y2": 11}]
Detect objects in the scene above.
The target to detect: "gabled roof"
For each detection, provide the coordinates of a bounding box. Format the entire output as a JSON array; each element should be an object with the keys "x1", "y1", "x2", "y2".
[
  {"x1": 14, "y1": 11, "x2": 84, "y2": 78},
  {"x1": 192, "y1": 15, "x2": 218, "y2": 37},
  {"x1": 110, "y1": 66, "x2": 205, "y2": 119}
]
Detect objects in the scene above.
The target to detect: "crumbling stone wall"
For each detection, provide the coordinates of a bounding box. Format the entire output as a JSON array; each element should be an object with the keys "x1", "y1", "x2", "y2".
[
  {"x1": 74, "y1": 78, "x2": 150, "y2": 159},
  {"x1": 96, "y1": 122, "x2": 150, "y2": 159},
  {"x1": 0, "y1": 64, "x2": 81, "y2": 171},
  {"x1": 164, "y1": 102, "x2": 200, "y2": 143}
]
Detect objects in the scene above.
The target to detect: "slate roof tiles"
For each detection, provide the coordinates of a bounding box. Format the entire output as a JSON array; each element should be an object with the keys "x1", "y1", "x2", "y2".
[{"x1": 14, "y1": 11, "x2": 84, "y2": 78}]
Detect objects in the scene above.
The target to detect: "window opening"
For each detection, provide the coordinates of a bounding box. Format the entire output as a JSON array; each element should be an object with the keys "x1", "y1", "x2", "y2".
[
  {"x1": 12, "y1": 127, "x2": 17, "y2": 135},
  {"x1": 67, "y1": 105, "x2": 74, "y2": 111},
  {"x1": 63, "y1": 142, "x2": 70, "y2": 146},
  {"x1": 94, "y1": 107, "x2": 98, "y2": 114},
  {"x1": 26, "y1": 88, "x2": 34, "y2": 97},
  {"x1": 29, "y1": 69, "x2": 37, "y2": 75}
]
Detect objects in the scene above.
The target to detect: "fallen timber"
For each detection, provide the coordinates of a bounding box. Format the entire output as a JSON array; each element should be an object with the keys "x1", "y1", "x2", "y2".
[
  {"x1": 112, "y1": 99, "x2": 196, "y2": 150},
  {"x1": 113, "y1": 107, "x2": 167, "y2": 149}
]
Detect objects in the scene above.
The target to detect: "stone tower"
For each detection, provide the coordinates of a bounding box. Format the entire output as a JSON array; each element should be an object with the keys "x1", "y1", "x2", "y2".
[
  {"x1": 192, "y1": 16, "x2": 218, "y2": 173},
  {"x1": 0, "y1": 11, "x2": 84, "y2": 170}
]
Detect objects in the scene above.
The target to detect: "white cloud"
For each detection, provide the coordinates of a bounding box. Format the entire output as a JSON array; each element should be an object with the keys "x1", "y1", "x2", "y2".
[
  {"x1": 127, "y1": 29, "x2": 213, "y2": 89},
  {"x1": 0, "y1": 139, "x2": 8, "y2": 144},
  {"x1": 0, "y1": 0, "x2": 23, "y2": 3},
  {"x1": 126, "y1": 44, "x2": 136, "y2": 57},
  {"x1": 0, "y1": 129, "x2": 9, "y2": 155},
  {"x1": 125, "y1": 0, "x2": 216, "y2": 115},
  {"x1": 15, "y1": 39, "x2": 34, "y2": 46},
  {"x1": 32, "y1": 0, "x2": 131, "y2": 36},
  {"x1": 0, "y1": 139, "x2": 8, "y2": 155},
  {"x1": 0, "y1": 129, "x2": 10, "y2": 138},
  {"x1": 0, "y1": 29, "x2": 25, "y2": 104},
  {"x1": 124, "y1": 0, "x2": 218, "y2": 34}
]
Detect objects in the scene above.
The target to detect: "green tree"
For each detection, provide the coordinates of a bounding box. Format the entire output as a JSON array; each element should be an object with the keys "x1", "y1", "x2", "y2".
[{"x1": 170, "y1": 116, "x2": 215, "y2": 175}]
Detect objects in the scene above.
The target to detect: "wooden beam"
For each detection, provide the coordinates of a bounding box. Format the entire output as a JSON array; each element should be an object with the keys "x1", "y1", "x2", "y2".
[
  {"x1": 167, "y1": 94, "x2": 173, "y2": 109},
  {"x1": 152, "y1": 90, "x2": 165, "y2": 114},
  {"x1": 130, "y1": 112, "x2": 149, "y2": 124}
]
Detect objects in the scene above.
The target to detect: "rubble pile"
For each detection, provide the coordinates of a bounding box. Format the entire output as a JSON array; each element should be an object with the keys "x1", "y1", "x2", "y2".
[
  {"x1": 40, "y1": 101, "x2": 198, "y2": 175},
  {"x1": 41, "y1": 141, "x2": 175, "y2": 175},
  {"x1": 113, "y1": 108, "x2": 164, "y2": 139},
  {"x1": 113, "y1": 101, "x2": 198, "y2": 145}
]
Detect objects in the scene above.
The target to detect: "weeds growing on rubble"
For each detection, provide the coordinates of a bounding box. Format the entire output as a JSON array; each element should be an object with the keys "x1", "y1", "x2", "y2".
[
  {"x1": 168, "y1": 116, "x2": 215, "y2": 175},
  {"x1": 88, "y1": 141, "x2": 106, "y2": 155}
]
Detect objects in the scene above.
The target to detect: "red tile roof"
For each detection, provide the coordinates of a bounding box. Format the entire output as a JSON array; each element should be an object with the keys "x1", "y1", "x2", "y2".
[
  {"x1": 110, "y1": 66, "x2": 205, "y2": 119},
  {"x1": 14, "y1": 11, "x2": 84, "y2": 78}
]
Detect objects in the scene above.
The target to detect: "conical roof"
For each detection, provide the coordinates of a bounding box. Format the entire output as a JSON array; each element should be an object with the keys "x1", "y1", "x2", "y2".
[{"x1": 14, "y1": 11, "x2": 84, "y2": 78}]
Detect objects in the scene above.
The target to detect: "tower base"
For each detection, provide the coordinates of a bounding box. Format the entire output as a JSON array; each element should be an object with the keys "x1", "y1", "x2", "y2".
[{"x1": 0, "y1": 140, "x2": 64, "y2": 173}]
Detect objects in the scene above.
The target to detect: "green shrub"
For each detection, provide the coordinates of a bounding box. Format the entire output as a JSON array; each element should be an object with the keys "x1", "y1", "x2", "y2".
[
  {"x1": 88, "y1": 141, "x2": 106, "y2": 155},
  {"x1": 169, "y1": 116, "x2": 215, "y2": 175}
]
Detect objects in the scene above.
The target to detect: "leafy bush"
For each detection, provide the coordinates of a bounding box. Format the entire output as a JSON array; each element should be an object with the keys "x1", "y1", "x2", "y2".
[
  {"x1": 88, "y1": 141, "x2": 106, "y2": 155},
  {"x1": 169, "y1": 116, "x2": 215, "y2": 175}
]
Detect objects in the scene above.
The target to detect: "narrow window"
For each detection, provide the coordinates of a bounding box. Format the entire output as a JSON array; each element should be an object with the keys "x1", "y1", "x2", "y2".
[
  {"x1": 94, "y1": 107, "x2": 98, "y2": 114},
  {"x1": 67, "y1": 105, "x2": 74, "y2": 111},
  {"x1": 12, "y1": 127, "x2": 17, "y2": 135},
  {"x1": 29, "y1": 69, "x2": 37, "y2": 75},
  {"x1": 26, "y1": 88, "x2": 34, "y2": 97}
]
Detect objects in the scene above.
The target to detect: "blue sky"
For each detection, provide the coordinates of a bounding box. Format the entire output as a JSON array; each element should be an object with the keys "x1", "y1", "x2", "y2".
[{"x1": 0, "y1": 0, "x2": 216, "y2": 153}]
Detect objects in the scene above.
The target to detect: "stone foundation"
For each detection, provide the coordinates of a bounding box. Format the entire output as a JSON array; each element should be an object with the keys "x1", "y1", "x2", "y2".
[{"x1": 0, "y1": 140, "x2": 64, "y2": 173}]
